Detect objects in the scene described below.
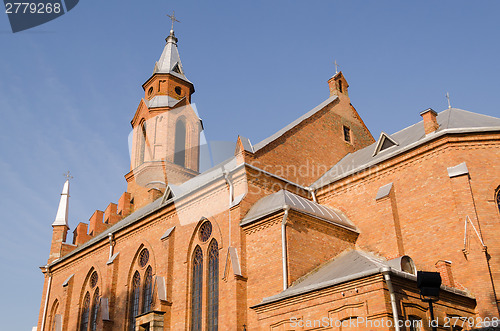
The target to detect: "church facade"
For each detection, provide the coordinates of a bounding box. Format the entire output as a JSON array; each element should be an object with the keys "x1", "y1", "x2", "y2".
[{"x1": 37, "y1": 27, "x2": 500, "y2": 331}]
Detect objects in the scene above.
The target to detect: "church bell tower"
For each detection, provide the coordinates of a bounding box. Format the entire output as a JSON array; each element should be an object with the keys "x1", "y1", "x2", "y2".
[{"x1": 125, "y1": 19, "x2": 202, "y2": 208}]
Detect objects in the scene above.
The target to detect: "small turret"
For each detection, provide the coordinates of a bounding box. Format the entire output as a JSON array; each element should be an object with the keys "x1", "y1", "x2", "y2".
[{"x1": 49, "y1": 179, "x2": 71, "y2": 263}]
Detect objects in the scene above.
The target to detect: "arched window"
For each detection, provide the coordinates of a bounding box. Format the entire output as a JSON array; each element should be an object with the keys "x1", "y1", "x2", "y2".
[
  {"x1": 207, "y1": 240, "x2": 219, "y2": 331},
  {"x1": 496, "y1": 189, "x2": 500, "y2": 213},
  {"x1": 174, "y1": 119, "x2": 186, "y2": 167},
  {"x1": 50, "y1": 300, "x2": 59, "y2": 331},
  {"x1": 80, "y1": 292, "x2": 90, "y2": 331},
  {"x1": 90, "y1": 287, "x2": 100, "y2": 331},
  {"x1": 139, "y1": 121, "x2": 147, "y2": 165},
  {"x1": 191, "y1": 246, "x2": 203, "y2": 331},
  {"x1": 129, "y1": 271, "x2": 141, "y2": 331},
  {"x1": 338, "y1": 80, "x2": 343, "y2": 93},
  {"x1": 142, "y1": 266, "x2": 153, "y2": 313}
]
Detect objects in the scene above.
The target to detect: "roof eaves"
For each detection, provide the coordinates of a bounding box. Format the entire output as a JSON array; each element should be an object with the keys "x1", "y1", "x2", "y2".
[
  {"x1": 48, "y1": 161, "x2": 246, "y2": 268},
  {"x1": 312, "y1": 126, "x2": 500, "y2": 190}
]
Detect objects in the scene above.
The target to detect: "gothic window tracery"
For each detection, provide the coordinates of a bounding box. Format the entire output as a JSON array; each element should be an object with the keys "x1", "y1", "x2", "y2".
[
  {"x1": 142, "y1": 266, "x2": 153, "y2": 313},
  {"x1": 191, "y1": 246, "x2": 203, "y2": 331},
  {"x1": 190, "y1": 221, "x2": 220, "y2": 331},
  {"x1": 207, "y1": 239, "x2": 219, "y2": 331},
  {"x1": 80, "y1": 292, "x2": 90, "y2": 331},
  {"x1": 129, "y1": 271, "x2": 141, "y2": 331},
  {"x1": 79, "y1": 269, "x2": 100, "y2": 331},
  {"x1": 90, "y1": 288, "x2": 100, "y2": 331}
]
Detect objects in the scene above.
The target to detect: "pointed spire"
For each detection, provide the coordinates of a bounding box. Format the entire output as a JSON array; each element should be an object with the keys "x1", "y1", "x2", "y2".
[
  {"x1": 52, "y1": 179, "x2": 70, "y2": 227},
  {"x1": 152, "y1": 13, "x2": 191, "y2": 84}
]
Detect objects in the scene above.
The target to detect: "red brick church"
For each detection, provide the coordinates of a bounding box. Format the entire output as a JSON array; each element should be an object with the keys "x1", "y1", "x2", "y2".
[{"x1": 37, "y1": 24, "x2": 500, "y2": 331}]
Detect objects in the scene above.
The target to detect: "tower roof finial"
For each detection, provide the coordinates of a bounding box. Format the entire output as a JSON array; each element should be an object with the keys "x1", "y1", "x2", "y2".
[
  {"x1": 166, "y1": 11, "x2": 180, "y2": 34},
  {"x1": 52, "y1": 172, "x2": 72, "y2": 227}
]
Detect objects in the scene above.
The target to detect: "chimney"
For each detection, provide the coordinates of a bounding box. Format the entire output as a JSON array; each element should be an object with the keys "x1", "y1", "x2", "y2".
[
  {"x1": 435, "y1": 260, "x2": 455, "y2": 287},
  {"x1": 420, "y1": 108, "x2": 439, "y2": 135}
]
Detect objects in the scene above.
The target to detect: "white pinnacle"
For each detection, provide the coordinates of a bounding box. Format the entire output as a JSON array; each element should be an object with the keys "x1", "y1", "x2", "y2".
[{"x1": 52, "y1": 179, "x2": 70, "y2": 227}]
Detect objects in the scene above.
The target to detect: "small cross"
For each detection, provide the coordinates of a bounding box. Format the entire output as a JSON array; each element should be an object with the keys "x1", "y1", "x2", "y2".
[
  {"x1": 446, "y1": 92, "x2": 451, "y2": 109},
  {"x1": 166, "y1": 11, "x2": 180, "y2": 31},
  {"x1": 334, "y1": 60, "x2": 340, "y2": 74},
  {"x1": 63, "y1": 171, "x2": 73, "y2": 180}
]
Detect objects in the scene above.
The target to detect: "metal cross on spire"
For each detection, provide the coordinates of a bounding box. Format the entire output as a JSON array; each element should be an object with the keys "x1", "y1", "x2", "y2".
[
  {"x1": 63, "y1": 171, "x2": 73, "y2": 180},
  {"x1": 446, "y1": 92, "x2": 452, "y2": 109},
  {"x1": 334, "y1": 60, "x2": 340, "y2": 74},
  {"x1": 166, "y1": 11, "x2": 180, "y2": 31}
]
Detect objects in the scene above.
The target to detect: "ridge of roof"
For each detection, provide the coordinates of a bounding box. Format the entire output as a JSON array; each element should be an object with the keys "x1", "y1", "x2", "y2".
[
  {"x1": 240, "y1": 189, "x2": 358, "y2": 232},
  {"x1": 253, "y1": 95, "x2": 338, "y2": 152},
  {"x1": 312, "y1": 108, "x2": 500, "y2": 189}
]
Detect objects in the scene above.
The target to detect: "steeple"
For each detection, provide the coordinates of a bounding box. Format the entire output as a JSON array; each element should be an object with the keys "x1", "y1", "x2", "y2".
[
  {"x1": 52, "y1": 179, "x2": 69, "y2": 227},
  {"x1": 126, "y1": 19, "x2": 202, "y2": 210},
  {"x1": 153, "y1": 29, "x2": 191, "y2": 85}
]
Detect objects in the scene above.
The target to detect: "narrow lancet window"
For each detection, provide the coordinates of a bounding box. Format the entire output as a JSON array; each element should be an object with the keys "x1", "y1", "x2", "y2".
[
  {"x1": 207, "y1": 240, "x2": 219, "y2": 331},
  {"x1": 90, "y1": 288, "x2": 99, "y2": 331},
  {"x1": 139, "y1": 121, "x2": 147, "y2": 165},
  {"x1": 80, "y1": 292, "x2": 90, "y2": 331},
  {"x1": 191, "y1": 246, "x2": 203, "y2": 331},
  {"x1": 174, "y1": 119, "x2": 186, "y2": 167},
  {"x1": 496, "y1": 189, "x2": 500, "y2": 213},
  {"x1": 142, "y1": 266, "x2": 153, "y2": 313},
  {"x1": 129, "y1": 271, "x2": 141, "y2": 331}
]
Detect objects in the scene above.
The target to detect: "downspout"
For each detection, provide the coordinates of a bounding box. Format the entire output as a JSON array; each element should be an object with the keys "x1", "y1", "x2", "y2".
[
  {"x1": 41, "y1": 265, "x2": 52, "y2": 331},
  {"x1": 223, "y1": 171, "x2": 234, "y2": 245},
  {"x1": 281, "y1": 205, "x2": 290, "y2": 291},
  {"x1": 380, "y1": 267, "x2": 400, "y2": 331},
  {"x1": 108, "y1": 233, "x2": 114, "y2": 259}
]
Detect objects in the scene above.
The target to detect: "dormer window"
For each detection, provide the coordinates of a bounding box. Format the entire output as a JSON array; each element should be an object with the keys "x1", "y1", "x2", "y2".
[{"x1": 343, "y1": 126, "x2": 351, "y2": 143}]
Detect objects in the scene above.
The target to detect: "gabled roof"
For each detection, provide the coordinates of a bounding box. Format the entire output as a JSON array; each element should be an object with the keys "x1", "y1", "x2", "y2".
[
  {"x1": 258, "y1": 249, "x2": 471, "y2": 306},
  {"x1": 240, "y1": 190, "x2": 357, "y2": 232},
  {"x1": 372, "y1": 131, "x2": 398, "y2": 156},
  {"x1": 153, "y1": 31, "x2": 192, "y2": 85},
  {"x1": 312, "y1": 108, "x2": 500, "y2": 189},
  {"x1": 252, "y1": 95, "x2": 338, "y2": 152}
]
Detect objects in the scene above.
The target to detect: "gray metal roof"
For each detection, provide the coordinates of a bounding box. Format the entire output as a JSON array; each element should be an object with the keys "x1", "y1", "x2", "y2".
[
  {"x1": 260, "y1": 250, "x2": 389, "y2": 304},
  {"x1": 144, "y1": 95, "x2": 182, "y2": 109},
  {"x1": 312, "y1": 108, "x2": 500, "y2": 189},
  {"x1": 259, "y1": 249, "x2": 472, "y2": 305},
  {"x1": 47, "y1": 156, "x2": 242, "y2": 268},
  {"x1": 238, "y1": 136, "x2": 254, "y2": 153},
  {"x1": 240, "y1": 190, "x2": 357, "y2": 232},
  {"x1": 153, "y1": 31, "x2": 192, "y2": 85},
  {"x1": 253, "y1": 95, "x2": 338, "y2": 152}
]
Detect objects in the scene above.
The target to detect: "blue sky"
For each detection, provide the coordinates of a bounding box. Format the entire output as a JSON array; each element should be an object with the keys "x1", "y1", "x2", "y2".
[{"x1": 0, "y1": 1, "x2": 499, "y2": 329}]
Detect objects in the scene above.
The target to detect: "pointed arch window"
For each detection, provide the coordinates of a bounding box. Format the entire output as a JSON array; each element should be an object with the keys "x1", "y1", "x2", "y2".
[
  {"x1": 191, "y1": 246, "x2": 203, "y2": 331},
  {"x1": 142, "y1": 266, "x2": 153, "y2": 313},
  {"x1": 129, "y1": 271, "x2": 141, "y2": 331},
  {"x1": 139, "y1": 121, "x2": 147, "y2": 165},
  {"x1": 90, "y1": 287, "x2": 100, "y2": 331},
  {"x1": 207, "y1": 240, "x2": 219, "y2": 331},
  {"x1": 174, "y1": 119, "x2": 186, "y2": 167},
  {"x1": 80, "y1": 292, "x2": 91, "y2": 331},
  {"x1": 496, "y1": 189, "x2": 500, "y2": 213}
]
